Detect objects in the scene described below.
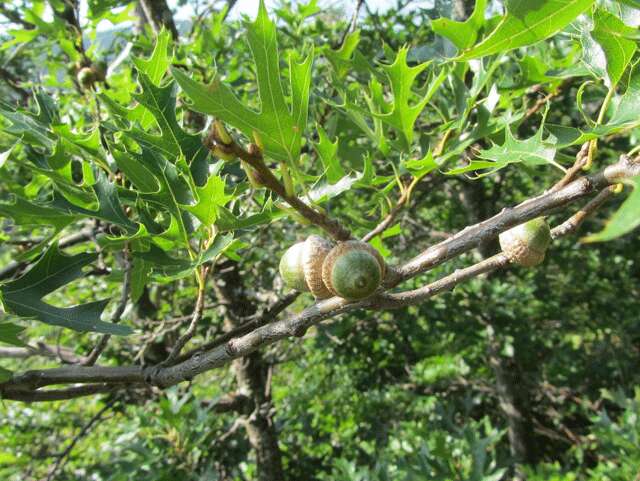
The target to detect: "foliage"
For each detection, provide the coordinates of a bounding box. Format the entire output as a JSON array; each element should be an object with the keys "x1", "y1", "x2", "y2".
[{"x1": 0, "y1": 0, "x2": 639, "y2": 480}]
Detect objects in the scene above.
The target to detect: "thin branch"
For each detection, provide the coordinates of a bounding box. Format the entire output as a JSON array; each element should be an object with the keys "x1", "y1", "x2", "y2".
[
  {"x1": 159, "y1": 267, "x2": 209, "y2": 366},
  {"x1": 337, "y1": 0, "x2": 365, "y2": 48},
  {"x1": 1, "y1": 384, "x2": 117, "y2": 402},
  {"x1": 46, "y1": 398, "x2": 117, "y2": 481},
  {"x1": 0, "y1": 227, "x2": 95, "y2": 281},
  {"x1": 172, "y1": 292, "x2": 299, "y2": 365},
  {"x1": 549, "y1": 142, "x2": 590, "y2": 193},
  {"x1": 1, "y1": 155, "x2": 637, "y2": 400},
  {"x1": 0, "y1": 343, "x2": 86, "y2": 364},
  {"x1": 362, "y1": 173, "x2": 433, "y2": 243},
  {"x1": 83, "y1": 246, "x2": 132, "y2": 366},
  {"x1": 206, "y1": 125, "x2": 352, "y2": 241},
  {"x1": 551, "y1": 185, "x2": 616, "y2": 239}
]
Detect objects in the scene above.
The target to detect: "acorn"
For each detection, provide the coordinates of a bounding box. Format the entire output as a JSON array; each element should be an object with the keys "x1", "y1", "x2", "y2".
[
  {"x1": 322, "y1": 241, "x2": 386, "y2": 300},
  {"x1": 499, "y1": 217, "x2": 552, "y2": 267},
  {"x1": 279, "y1": 235, "x2": 335, "y2": 297},
  {"x1": 77, "y1": 67, "x2": 96, "y2": 89},
  {"x1": 279, "y1": 241, "x2": 308, "y2": 292},
  {"x1": 302, "y1": 235, "x2": 334, "y2": 299}
]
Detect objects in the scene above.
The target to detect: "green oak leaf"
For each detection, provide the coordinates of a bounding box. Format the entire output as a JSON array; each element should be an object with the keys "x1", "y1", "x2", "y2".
[
  {"x1": 52, "y1": 172, "x2": 139, "y2": 234},
  {"x1": 0, "y1": 315, "x2": 27, "y2": 347},
  {"x1": 171, "y1": 0, "x2": 313, "y2": 164},
  {"x1": 432, "y1": 0, "x2": 487, "y2": 50},
  {"x1": 132, "y1": 29, "x2": 173, "y2": 128},
  {"x1": 459, "y1": 0, "x2": 595, "y2": 60},
  {"x1": 0, "y1": 195, "x2": 78, "y2": 230},
  {"x1": 0, "y1": 244, "x2": 132, "y2": 335},
  {"x1": 184, "y1": 175, "x2": 232, "y2": 228},
  {"x1": 326, "y1": 30, "x2": 361, "y2": 79},
  {"x1": 447, "y1": 126, "x2": 559, "y2": 176},
  {"x1": 373, "y1": 47, "x2": 432, "y2": 149},
  {"x1": 585, "y1": 176, "x2": 640, "y2": 242},
  {"x1": 0, "y1": 101, "x2": 56, "y2": 151},
  {"x1": 546, "y1": 64, "x2": 640, "y2": 147},
  {"x1": 133, "y1": 73, "x2": 210, "y2": 184},
  {"x1": 313, "y1": 126, "x2": 345, "y2": 184},
  {"x1": 135, "y1": 233, "x2": 233, "y2": 279},
  {"x1": 580, "y1": 8, "x2": 638, "y2": 86}
]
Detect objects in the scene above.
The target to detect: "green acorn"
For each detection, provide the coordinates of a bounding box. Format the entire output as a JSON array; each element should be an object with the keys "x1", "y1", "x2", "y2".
[
  {"x1": 499, "y1": 217, "x2": 552, "y2": 267},
  {"x1": 321, "y1": 241, "x2": 386, "y2": 300}
]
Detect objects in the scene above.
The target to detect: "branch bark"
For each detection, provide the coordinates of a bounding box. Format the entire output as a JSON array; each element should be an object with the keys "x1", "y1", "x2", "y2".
[{"x1": 138, "y1": 0, "x2": 179, "y2": 40}]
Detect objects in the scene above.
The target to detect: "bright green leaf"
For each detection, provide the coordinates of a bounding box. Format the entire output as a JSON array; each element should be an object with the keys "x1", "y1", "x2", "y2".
[
  {"x1": 459, "y1": 0, "x2": 594, "y2": 60},
  {"x1": 585, "y1": 176, "x2": 640, "y2": 242}
]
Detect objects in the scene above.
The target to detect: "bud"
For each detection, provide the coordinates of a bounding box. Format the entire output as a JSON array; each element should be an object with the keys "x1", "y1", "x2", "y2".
[{"x1": 213, "y1": 120, "x2": 233, "y2": 145}]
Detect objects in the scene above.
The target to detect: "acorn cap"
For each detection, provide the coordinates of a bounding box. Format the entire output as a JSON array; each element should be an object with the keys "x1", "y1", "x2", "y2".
[
  {"x1": 279, "y1": 241, "x2": 309, "y2": 292},
  {"x1": 499, "y1": 217, "x2": 552, "y2": 267},
  {"x1": 322, "y1": 241, "x2": 386, "y2": 300},
  {"x1": 302, "y1": 235, "x2": 334, "y2": 299}
]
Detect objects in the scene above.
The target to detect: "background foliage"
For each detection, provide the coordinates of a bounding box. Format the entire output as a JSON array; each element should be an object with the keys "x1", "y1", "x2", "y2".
[{"x1": 0, "y1": 0, "x2": 639, "y2": 480}]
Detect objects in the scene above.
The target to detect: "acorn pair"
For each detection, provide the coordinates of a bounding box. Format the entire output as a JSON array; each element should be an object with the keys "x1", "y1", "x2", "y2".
[{"x1": 279, "y1": 236, "x2": 386, "y2": 301}]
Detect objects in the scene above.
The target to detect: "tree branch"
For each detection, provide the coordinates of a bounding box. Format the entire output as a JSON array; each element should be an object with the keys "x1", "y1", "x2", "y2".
[
  {"x1": 1, "y1": 155, "x2": 637, "y2": 401},
  {"x1": 0, "y1": 343, "x2": 87, "y2": 364}
]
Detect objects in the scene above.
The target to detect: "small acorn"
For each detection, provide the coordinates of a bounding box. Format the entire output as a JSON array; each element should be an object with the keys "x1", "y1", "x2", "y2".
[
  {"x1": 279, "y1": 235, "x2": 335, "y2": 296},
  {"x1": 302, "y1": 235, "x2": 334, "y2": 299},
  {"x1": 499, "y1": 217, "x2": 552, "y2": 267},
  {"x1": 322, "y1": 241, "x2": 386, "y2": 300},
  {"x1": 279, "y1": 241, "x2": 309, "y2": 292}
]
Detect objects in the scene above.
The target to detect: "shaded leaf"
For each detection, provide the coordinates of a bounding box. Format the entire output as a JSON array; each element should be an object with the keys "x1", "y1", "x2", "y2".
[{"x1": 0, "y1": 244, "x2": 132, "y2": 335}]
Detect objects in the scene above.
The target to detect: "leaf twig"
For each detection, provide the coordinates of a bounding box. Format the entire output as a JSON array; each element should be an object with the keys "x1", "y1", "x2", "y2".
[{"x1": 205, "y1": 124, "x2": 352, "y2": 241}]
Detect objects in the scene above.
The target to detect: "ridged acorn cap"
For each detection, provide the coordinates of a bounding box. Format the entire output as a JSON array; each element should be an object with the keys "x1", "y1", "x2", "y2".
[
  {"x1": 322, "y1": 241, "x2": 386, "y2": 300},
  {"x1": 279, "y1": 241, "x2": 309, "y2": 292},
  {"x1": 499, "y1": 217, "x2": 552, "y2": 267},
  {"x1": 302, "y1": 235, "x2": 334, "y2": 299}
]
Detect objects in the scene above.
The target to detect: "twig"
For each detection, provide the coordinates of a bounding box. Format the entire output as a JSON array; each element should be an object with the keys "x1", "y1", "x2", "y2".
[
  {"x1": 0, "y1": 343, "x2": 86, "y2": 364},
  {"x1": 83, "y1": 245, "x2": 132, "y2": 366},
  {"x1": 206, "y1": 125, "x2": 352, "y2": 241},
  {"x1": 172, "y1": 291, "x2": 299, "y2": 365},
  {"x1": 1, "y1": 384, "x2": 117, "y2": 402},
  {"x1": 549, "y1": 142, "x2": 590, "y2": 193},
  {"x1": 337, "y1": 0, "x2": 365, "y2": 47},
  {"x1": 159, "y1": 267, "x2": 209, "y2": 366},
  {"x1": 551, "y1": 186, "x2": 616, "y2": 239},
  {"x1": 362, "y1": 173, "x2": 431, "y2": 242},
  {"x1": 46, "y1": 398, "x2": 117, "y2": 481}
]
